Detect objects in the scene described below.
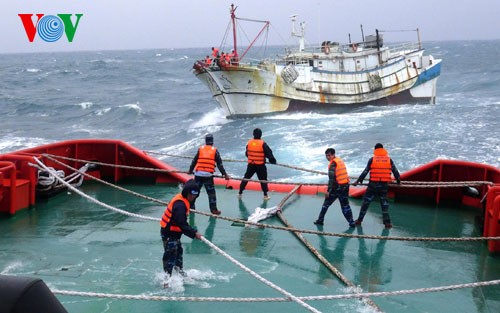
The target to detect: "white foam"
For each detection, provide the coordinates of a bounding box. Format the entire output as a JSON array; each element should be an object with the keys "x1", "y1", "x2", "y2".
[
  {"x1": 119, "y1": 103, "x2": 143, "y2": 114},
  {"x1": 189, "y1": 108, "x2": 229, "y2": 129},
  {"x1": 0, "y1": 137, "x2": 52, "y2": 154},
  {"x1": 1, "y1": 261, "x2": 24, "y2": 274},
  {"x1": 95, "y1": 107, "x2": 111, "y2": 115},
  {"x1": 159, "y1": 137, "x2": 201, "y2": 155},
  {"x1": 265, "y1": 112, "x2": 330, "y2": 120},
  {"x1": 76, "y1": 102, "x2": 93, "y2": 109},
  {"x1": 154, "y1": 269, "x2": 235, "y2": 292}
]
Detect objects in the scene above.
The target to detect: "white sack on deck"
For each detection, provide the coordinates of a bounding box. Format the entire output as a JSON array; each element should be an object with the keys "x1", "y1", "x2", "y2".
[{"x1": 246, "y1": 206, "x2": 280, "y2": 227}]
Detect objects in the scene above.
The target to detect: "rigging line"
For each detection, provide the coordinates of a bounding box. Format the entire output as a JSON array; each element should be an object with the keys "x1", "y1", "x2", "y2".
[
  {"x1": 236, "y1": 17, "x2": 270, "y2": 24},
  {"x1": 39, "y1": 155, "x2": 500, "y2": 243},
  {"x1": 275, "y1": 185, "x2": 383, "y2": 312},
  {"x1": 378, "y1": 29, "x2": 418, "y2": 33}
]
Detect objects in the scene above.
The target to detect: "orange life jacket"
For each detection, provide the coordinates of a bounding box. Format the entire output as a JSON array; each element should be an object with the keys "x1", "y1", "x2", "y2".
[
  {"x1": 160, "y1": 194, "x2": 190, "y2": 232},
  {"x1": 330, "y1": 157, "x2": 349, "y2": 184},
  {"x1": 369, "y1": 148, "x2": 392, "y2": 182},
  {"x1": 212, "y1": 47, "x2": 219, "y2": 57},
  {"x1": 247, "y1": 139, "x2": 265, "y2": 165},
  {"x1": 195, "y1": 145, "x2": 216, "y2": 173}
]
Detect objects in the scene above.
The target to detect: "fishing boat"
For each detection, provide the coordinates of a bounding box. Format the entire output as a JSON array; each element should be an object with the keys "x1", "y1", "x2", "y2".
[
  {"x1": 1, "y1": 139, "x2": 499, "y2": 313},
  {"x1": 193, "y1": 5, "x2": 442, "y2": 118}
]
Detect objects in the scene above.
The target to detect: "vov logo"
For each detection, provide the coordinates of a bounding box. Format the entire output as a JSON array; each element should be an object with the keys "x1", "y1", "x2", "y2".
[{"x1": 18, "y1": 14, "x2": 83, "y2": 42}]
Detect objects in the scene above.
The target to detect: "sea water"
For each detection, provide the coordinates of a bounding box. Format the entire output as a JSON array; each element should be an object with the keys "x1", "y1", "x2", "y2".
[
  {"x1": 1, "y1": 42, "x2": 500, "y2": 312},
  {"x1": 1, "y1": 40, "x2": 499, "y2": 184}
]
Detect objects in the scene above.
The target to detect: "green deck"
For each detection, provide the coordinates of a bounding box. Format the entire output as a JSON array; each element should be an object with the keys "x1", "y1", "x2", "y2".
[{"x1": 1, "y1": 182, "x2": 499, "y2": 313}]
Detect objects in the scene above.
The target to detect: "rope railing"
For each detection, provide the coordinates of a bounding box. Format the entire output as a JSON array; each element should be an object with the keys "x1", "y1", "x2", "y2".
[
  {"x1": 40, "y1": 155, "x2": 500, "y2": 243},
  {"x1": 42, "y1": 153, "x2": 495, "y2": 189}
]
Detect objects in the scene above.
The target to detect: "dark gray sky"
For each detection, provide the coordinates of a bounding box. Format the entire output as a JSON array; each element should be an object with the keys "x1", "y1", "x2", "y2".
[{"x1": 1, "y1": 0, "x2": 499, "y2": 53}]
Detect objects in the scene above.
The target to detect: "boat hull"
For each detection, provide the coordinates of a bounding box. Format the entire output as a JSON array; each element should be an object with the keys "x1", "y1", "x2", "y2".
[{"x1": 195, "y1": 54, "x2": 442, "y2": 118}]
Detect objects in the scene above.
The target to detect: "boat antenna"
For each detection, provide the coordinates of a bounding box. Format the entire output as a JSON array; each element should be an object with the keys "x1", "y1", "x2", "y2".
[
  {"x1": 290, "y1": 15, "x2": 305, "y2": 52},
  {"x1": 417, "y1": 27, "x2": 422, "y2": 50},
  {"x1": 230, "y1": 4, "x2": 238, "y2": 59},
  {"x1": 360, "y1": 24, "x2": 365, "y2": 42}
]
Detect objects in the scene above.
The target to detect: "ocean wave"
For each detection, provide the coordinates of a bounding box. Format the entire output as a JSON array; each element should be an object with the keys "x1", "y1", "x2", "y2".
[
  {"x1": 0, "y1": 136, "x2": 52, "y2": 154},
  {"x1": 189, "y1": 108, "x2": 229, "y2": 129},
  {"x1": 0, "y1": 261, "x2": 24, "y2": 274},
  {"x1": 95, "y1": 108, "x2": 112, "y2": 116},
  {"x1": 118, "y1": 103, "x2": 144, "y2": 115},
  {"x1": 76, "y1": 102, "x2": 93, "y2": 109},
  {"x1": 90, "y1": 58, "x2": 123, "y2": 64}
]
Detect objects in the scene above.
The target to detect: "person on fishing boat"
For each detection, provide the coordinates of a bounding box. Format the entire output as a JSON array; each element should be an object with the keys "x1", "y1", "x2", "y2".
[
  {"x1": 238, "y1": 128, "x2": 277, "y2": 200},
  {"x1": 160, "y1": 179, "x2": 202, "y2": 279},
  {"x1": 314, "y1": 148, "x2": 355, "y2": 227},
  {"x1": 188, "y1": 134, "x2": 230, "y2": 215},
  {"x1": 204, "y1": 55, "x2": 212, "y2": 66},
  {"x1": 211, "y1": 47, "x2": 219, "y2": 58},
  {"x1": 353, "y1": 143, "x2": 401, "y2": 228}
]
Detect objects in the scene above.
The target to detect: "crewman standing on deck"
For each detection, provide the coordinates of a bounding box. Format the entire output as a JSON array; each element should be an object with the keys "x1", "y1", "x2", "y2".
[
  {"x1": 211, "y1": 47, "x2": 219, "y2": 58},
  {"x1": 160, "y1": 179, "x2": 201, "y2": 281},
  {"x1": 238, "y1": 128, "x2": 276, "y2": 200},
  {"x1": 314, "y1": 148, "x2": 355, "y2": 227},
  {"x1": 188, "y1": 134, "x2": 230, "y2": 215},
  {"x1": 353, "y1": 143, "x2": 401, "y2": 228}
]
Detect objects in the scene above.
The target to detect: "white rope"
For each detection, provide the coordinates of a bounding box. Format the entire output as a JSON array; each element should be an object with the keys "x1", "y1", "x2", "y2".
[
  {"x1": 35, "y1": 156, "x2": 321, "y2": 312},
  {"x1": 34, "y1": 155, "x2": 500, "y2": 309},
  {"x1": 201, "y1": 236, "x2": 321, "y2": 312},
  {"x1": 39, "y1": 155, "x2": 500, "y2": 243},
  {"x1": 52, "y1": 279, "x2": 500, "y2": 302}
]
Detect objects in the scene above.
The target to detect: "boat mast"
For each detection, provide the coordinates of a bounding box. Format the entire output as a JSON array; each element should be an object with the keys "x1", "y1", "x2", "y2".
[
  {"x1": 231, "y1": 4, "x2": 238, "y2": 59},
  {"x1": 290, "y1": 15, "x2": 305, "y2": 52}
]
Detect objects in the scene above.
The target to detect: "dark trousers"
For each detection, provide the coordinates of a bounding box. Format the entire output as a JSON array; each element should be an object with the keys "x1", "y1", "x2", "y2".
[
  {"x1": 239, "y1": 163, "x2": 268, "y2": 195},
  {"x1": 317, "y1": 184, "x2": 354, "y2": 224},
  {"x1": 193, "y1": 175, "x2": 218, "y2": 212},
  {"x1": 357, "y1": 181, "x2": 391, "y2": 224},
  {"x1": 161, "y1": 236, "x2": 183, "y2": 275}
]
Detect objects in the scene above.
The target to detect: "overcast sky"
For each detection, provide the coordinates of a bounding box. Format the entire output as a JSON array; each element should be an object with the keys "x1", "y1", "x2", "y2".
[{"x1": 1, "y1": 0, "x2": 499, "y2": 53}]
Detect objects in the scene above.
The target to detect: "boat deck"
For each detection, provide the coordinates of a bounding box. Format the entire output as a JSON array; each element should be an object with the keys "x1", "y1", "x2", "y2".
[{"x1": 1, "y1": 182, "x2": 499, "y2": 313}]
